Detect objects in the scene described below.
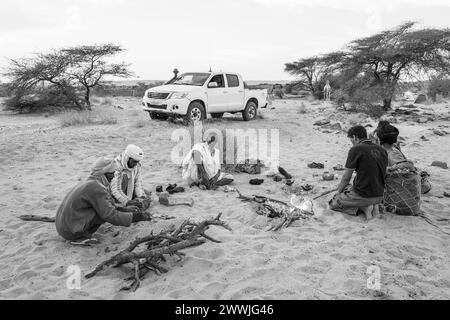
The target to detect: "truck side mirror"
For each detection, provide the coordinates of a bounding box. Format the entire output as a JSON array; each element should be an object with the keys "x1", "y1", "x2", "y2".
[{"x1": 208, "y1": 82, "x2": 218, "y2": 88}]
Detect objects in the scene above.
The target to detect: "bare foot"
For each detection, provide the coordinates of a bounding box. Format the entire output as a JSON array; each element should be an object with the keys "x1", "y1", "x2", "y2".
[
  {"x1": 372, "y1": 204, "x2": 380, "y2": 219},
  {"x1": 363, "y1": 205, "x2": 374, "y2": 221}
]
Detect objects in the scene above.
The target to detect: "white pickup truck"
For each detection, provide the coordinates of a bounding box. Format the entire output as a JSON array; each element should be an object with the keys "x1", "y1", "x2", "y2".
[{"x1": 142, "y1": 72, "x2": 269, "y2": 122}]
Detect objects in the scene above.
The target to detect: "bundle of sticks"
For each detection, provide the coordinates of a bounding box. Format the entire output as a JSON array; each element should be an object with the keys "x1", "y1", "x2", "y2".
[
  {"x1": 236, "y1": 189, "x2": 314, "y2": 231},
  {"x1": 85, "y1": 213, "x2": 231, "y2": 292}
]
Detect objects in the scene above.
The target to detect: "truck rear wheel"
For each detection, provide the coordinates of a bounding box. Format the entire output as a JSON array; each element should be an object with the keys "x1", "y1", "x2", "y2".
[
  {"x1": 211, "y1": 112, "x2": 224, "y2": 119},
  {"x1": 242, "y1": 101, "x2": 257, "y2": 121},
  {"x1": 185, "y1": 101, "x2": 206, "y2": 123}
]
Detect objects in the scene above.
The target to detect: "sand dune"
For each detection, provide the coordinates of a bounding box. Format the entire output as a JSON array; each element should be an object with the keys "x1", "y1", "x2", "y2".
[{"x1": 0, "y1": 97, "x2": 449, "y2": 299}]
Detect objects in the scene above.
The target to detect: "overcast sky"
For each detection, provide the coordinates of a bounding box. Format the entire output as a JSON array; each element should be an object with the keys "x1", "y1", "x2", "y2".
[{"x1": 1, "y1": 0, "x2": 449, "y2": 81}]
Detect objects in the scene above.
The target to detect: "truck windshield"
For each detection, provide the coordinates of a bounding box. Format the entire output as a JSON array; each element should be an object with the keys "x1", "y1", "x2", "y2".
[{"x1": 172, "y1": 73, "x2": 210, "y2": 86}]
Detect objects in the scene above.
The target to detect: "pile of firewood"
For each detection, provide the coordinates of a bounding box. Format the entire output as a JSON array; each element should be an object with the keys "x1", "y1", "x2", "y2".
[{"x1": 85, "y1": 213, "x2": 231, "y2": 292}]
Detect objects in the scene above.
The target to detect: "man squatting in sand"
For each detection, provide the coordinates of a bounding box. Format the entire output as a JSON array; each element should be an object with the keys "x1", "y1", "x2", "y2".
[
  {"x1": 110, "y1": 144, "x2": 151, "y2": 211},
  {"x1": 55, "y1": 157, "x2": 148, "y2": 245},
  {"x1": 329, "y1": 125, "x2": 388, "y2": 220},
  {"x1": 182, "y1": 133, "x2": 234, "y2": 190}
]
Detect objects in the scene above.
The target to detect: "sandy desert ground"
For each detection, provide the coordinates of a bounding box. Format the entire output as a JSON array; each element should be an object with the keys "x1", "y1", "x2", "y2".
[{"x1": 0, "y1": 97, "x2": 449, "y2": 300}]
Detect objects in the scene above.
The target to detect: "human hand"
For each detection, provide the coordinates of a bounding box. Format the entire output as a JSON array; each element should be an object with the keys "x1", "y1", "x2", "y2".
[
  {"x1": 127, "y1": 199, "x2": 143, "y2": 209},
  {"x1": 126, "y1": 205, "x2": 140, "y2": 213},
  {"x1": 132, "y1": 211, "x2": 151, "y2": 222}
]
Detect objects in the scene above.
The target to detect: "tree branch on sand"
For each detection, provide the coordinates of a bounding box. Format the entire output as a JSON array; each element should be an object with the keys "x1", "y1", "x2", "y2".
[
  {"x1": 235, "y1": 189, "x2": 314, "y2": 231},
  {"x1": 85, "y1": 213, "x2": 231, "y2": 292}
]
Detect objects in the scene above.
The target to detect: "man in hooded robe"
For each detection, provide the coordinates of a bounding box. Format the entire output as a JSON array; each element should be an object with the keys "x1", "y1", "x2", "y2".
[
  {"x1": 55, "y1": 157, "x2": 145, "y2": 245},
  {"x1": 110, "y1": 144, "x2": 150, "y2": 210}
]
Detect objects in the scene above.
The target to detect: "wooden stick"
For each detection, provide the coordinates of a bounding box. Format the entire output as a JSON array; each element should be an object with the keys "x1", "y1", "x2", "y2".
[
  {"x1": 312, "y1": 188, "x2": 338, "y2": 200},
  {"x1": 278, "y1": 166, "x2": 293, "y2": 179},
  {"x1": 19, "y1": 215, "x2": 55, "y2": 223}
]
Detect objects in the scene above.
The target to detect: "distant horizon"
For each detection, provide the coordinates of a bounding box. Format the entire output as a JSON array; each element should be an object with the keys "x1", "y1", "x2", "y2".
[{"x1": 101, "y1": 79, "x2": 293, "y2": 84}]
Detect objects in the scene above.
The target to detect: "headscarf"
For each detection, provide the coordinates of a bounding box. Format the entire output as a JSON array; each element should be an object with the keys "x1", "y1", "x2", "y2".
[
  {"x1": 120, "y1": 144, "x2": 144, "y2": 170},
  {"x1": 91, "y1": 157, "x2": 119, "y2": 176}
]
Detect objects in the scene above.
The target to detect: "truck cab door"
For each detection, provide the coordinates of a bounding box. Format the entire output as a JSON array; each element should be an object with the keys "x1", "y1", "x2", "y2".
[
  {"x1": 206, "y1": 74, "x2": 228, "y2": 113},
  {"x1": 225, "y1": 74, "x2": 244, "y2": 111}
]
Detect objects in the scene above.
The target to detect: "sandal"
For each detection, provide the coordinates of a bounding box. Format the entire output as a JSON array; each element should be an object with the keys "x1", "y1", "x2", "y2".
[
  {"x1": 70, "y1": 237, "x2": 99, "y2": 246},
  {"x1": 307, "y1": 162, "x2": 324, "y2": 169}
]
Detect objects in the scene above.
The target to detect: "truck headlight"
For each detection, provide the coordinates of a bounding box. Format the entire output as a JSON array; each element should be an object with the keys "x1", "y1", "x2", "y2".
[{"x1": 170, "y1": 92, "x2": 188, "y2": 99}]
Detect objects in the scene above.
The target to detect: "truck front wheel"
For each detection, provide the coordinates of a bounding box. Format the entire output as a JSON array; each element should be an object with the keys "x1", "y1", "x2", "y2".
[
  {"x1": 185, "y1": 101, "x2": 206, "y2": 123},
  {"x1": 242, "y1": 101, "x2": 257, "y2": 121}
]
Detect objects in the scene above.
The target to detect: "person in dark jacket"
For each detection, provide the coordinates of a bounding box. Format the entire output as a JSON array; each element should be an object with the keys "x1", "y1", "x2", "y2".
[
  {"x1": 55, "y1": 157, "x2": 145, "y2": 245},
  {"x1": 329, "y1": 126, "x2": 388, "y2": 221}
]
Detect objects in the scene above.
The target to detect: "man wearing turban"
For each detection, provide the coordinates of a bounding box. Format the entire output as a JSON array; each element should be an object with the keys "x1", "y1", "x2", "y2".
[
  {"x1": 55, "y1": 157, "x2": 146, "y2": 245},
  {"x1": 110, "y1": 144, "x2": 150, "y2": 210}
]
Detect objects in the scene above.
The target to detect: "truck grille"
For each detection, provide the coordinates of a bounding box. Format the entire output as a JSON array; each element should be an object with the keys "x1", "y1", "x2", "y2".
[
  {"x1": 147, "y1": 103, "x2": 167, "y2": 110},
  {"x1": 147, "y1": 92, "x2": 170, "y2": 99}
]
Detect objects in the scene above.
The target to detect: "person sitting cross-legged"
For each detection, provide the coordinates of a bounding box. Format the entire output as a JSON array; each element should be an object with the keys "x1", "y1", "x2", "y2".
[
  {"x1": 182, "y1": 134, "x2": 234, "y2": 190},
  {"x1": 329, "y1": 125, "x2": 388, "y2": 221}
]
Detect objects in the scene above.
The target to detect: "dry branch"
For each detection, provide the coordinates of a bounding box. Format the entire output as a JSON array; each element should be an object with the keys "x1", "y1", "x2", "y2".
[{"x1": 85, "y1": 213, "x2": 231, "y2": 292}]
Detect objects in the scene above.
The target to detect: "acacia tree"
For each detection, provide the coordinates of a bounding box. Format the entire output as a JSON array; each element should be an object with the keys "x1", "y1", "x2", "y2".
[
  {"x1": 5, "y1": 51, "x2": 82, "y2": 109},
  {"x1": 63, "y1": 44, "x2": 132, "y2": 109},
  {"x1": 3, "y1": 43, "x2": 131, "y2": 112},
  {"x1": 333, "y1": 22, "x2": 450, "y2": 109},
  {"x1": 286, "y1": 22, "x2": 450, "y2": 109},
  {"x1": 285, "y1": 57, "x2": 323, "y2": 96},
  {"x1": 284, "y1": 52, "x2": 344, "y2": 98}
]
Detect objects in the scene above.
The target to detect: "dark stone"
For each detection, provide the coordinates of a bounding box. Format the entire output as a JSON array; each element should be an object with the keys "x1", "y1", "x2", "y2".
[
  {"x1": 431, "y1": 161, "x2": 448, "y2": 169},
  {"x1": 273, "y1": 174, "x2": 283, "y2": 182},
  {"x1": 249, "y1": 179, "x2": 264, "y2": 185}
]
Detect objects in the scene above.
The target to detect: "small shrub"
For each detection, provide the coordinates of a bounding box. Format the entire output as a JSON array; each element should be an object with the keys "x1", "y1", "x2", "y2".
[
  {"x1": 96, "y1": 109, "x2": 118, "y2": 125},
  {"x1": 58, "y1": 106, "x2": 118, "y2": 127},
  {"x1": 5, "y1": 87, "x2": 80, "y2": 114},
  {"x1": 59, "y1": 110, "x2": 95, "y2": 127}
]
